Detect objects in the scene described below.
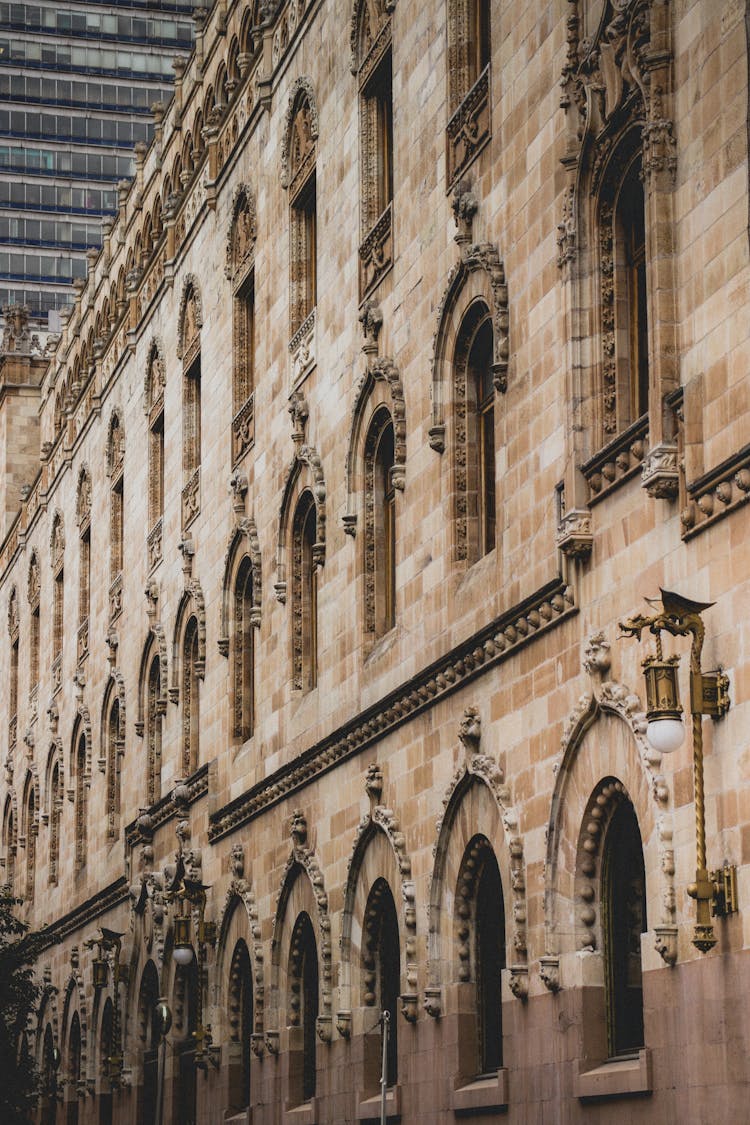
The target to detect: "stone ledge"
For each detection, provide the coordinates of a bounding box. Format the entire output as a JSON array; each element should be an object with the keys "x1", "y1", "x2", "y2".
[
  {"x1": 452, "y1": 1068, "x2": 509, "y2": 1115},
  {"x1": 575, "y1": 1047, "x2": 652, "y2": 1101},
  {"x1": 283, "y1": 1098, "x2": 317, "y2": 1125},
  {"x1": 357, "y1": 1084, "x2": 401, "y2": 1120}
]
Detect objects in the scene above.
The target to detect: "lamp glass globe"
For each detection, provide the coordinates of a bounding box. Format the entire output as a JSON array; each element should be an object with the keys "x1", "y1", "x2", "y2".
[
  {"x1": 172, "y1": 944, "x2": 194, "y2": 966},
  {"x1": 646, "y1": 717, "x2": 685, "y2": 754}
]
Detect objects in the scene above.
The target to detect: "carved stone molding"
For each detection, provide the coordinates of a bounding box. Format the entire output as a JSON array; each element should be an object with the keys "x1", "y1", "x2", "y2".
[
  {"x1": 681, "y1": 443, "x2": 750, "y2": 540},
  {"x1": 641, "y1": 442, "x2": 679, "y2": 500},
  {"x1": 556, "y1": 508, "x2": 593, "y2": 559}
]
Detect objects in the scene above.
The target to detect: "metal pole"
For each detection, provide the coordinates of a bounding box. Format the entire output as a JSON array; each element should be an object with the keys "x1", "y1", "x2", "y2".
[
  {"x1": 380, "y1": 1009, "x2": 389, "y2": 1125},
  {"x1": 156, "y1": 1033, "x2": 165, "y2": 1125}
]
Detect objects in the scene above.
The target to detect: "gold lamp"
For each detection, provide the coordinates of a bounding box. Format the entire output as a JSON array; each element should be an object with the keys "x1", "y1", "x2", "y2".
[{"x1": 621, "y1": 589, "x2": 734, "y2": 953}]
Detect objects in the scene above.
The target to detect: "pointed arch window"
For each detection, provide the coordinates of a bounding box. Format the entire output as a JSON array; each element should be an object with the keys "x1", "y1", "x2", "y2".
[
  {"x1": 107, "y1": 414, "x2": 124, "y2": 625},
  {"x1": 48, "y1": 759, "x2": 61, "y2": 885},
  {"x1": 146, "y1": 654, "x2": 162, "y2": 806},
  {"x1": 76, "y1": 470, "x2": 91, "y2": 665},
  {"x1": 73, "y1": 728, "x2": 87, "y2": 871},
  {"x1": 8, "y1": 588, "x2": 19, "y2": 753},
  {"x1": 292, "y1": 492, "x2": 318, "y2": 692},
  {"x1": 453, "y1": 836, "x2": 506, "y2": 1086},
  {"x1": 28, "y1": 553, "x2": 40, "y2": 696},
  {"x1": 288, "y1": 912, "x2": 319, "y2": 1106},
  {"x1": 602, "y1": 798, "x2": 646, "y2": 1057},
  {"x1": 228, "y1": 187, "x2": 257, "y2": 464},
  {"x1": 233, "y1": 558, "x2": 255, "y2": 743},
  {"x1": 179, "y1": 283, "x2": 202, "y2": 530},
  {"x1": 364, "y1": 410, "x2": 396, "y2": 637},
  {"x1": 51, "y1": 514, "x2": 65, "y2": 690},
  {"x1": 23, "y1": 780, "x2": 36, "y2": 905},
  {"x1": 182, "y1": 616, "x2": 200, "y2": 776},
  {"x1": 2, "y1": 797, "x2": 16, "y2": 895},
  {"x1": 455, "y1": 304, "x2": 496, "y2": 562},
  {"x1": 146, "y1": 344, "x2": 165, "y2": 571},
  {"x1": 610, "y1": 155, "x2": 649, "y2": 435},
  {"x1": 287, "y1": 93, "x2": 317, "y2": 340},
  {"x1": 104, "y1": 694, "x2": 121, "y2": 842},
  {"x1": 67, "y1": 1011, "x2": 82, "y2": 1125},
  {"x1": 174, "y1": 961, "x2": 198, "y2": 1125},
  {"x1": 137, "y1": 961, "x2": 160, "y2": 1125},
  {"x1": 355, "y1": 0, "x2": 393, "y2": 298},
  {"x1": 362, "y1": 879, "x2": 400, "y2": 1092},
  {"x1": 228, "y1": 939, "x2": 253, "y2": 1113}
]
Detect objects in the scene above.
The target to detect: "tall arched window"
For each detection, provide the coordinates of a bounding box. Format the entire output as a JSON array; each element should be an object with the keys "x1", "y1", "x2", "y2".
[
  {"x1": 99, "y1": 998, "x2": 114, "y2": 1125},
  {"x1": 179, "y1": 282, "x2": 202, "y2": 530},
  {"x1": 8, "y1": 588, "x2": 19, "y2": 753},
  {"x1": 233, "y1": 558, "x2": 254, "y2": 742},
  {"x1": 76, "y1": 469, "x2": 91, "y2": 664},
  {"x1": 362, "y1": 879, "x2": 400, "y2": 1091},
  {"x1": 288, "y1": 912, "x2": 318, "y2": 1106},
  {"x1": 612, "y1": 155, "x2": 649, "y2": 432},
  {"x1": 364, "y1": 409, "x2": 396, "y2": 637},
  {"x1": 23, "y1": 779, "x2": 35, "y2": 905},
  {"x1": 454, "y1": 835, "x2": 505, "y2": 1081},
  {"x1": 292, "y1": 492, "x2": 318, "y2": 692},
  {"x1": 51, "y1": 513, "x2": 65, "y2": 691},
  {"x1": 137, "y1": 961, "x2": 160, "y2": 1125},
  {"x1": 174, "y1": 961, "x2": 198, "y2": 1125},
  {"x1": 73, "y1": 729, "x2": 87, "y2": 871},
  {"x1": 455, "y1": 305, "x2": 496, "y2": 562},
  {"x1": 446, "y1": 0, "x2": 491, "y2": 184},
  {"x1": 66, "y1": 1010, "x2": 81, "y2": 1125},
  {"x1": 146, "y1": 655, "x2": 162, "y2": 805},
  {"x1": 107, "y1": 414, "x2": 124, "y2": 625},
  {"x1": 2, "y1": 796, "x2": 16, "y2": 895},
  {"x1": 48, "y1": 759, "x2": 61, "y2": 885},
  {"x1": 286, "y1": 90, "x2": 317, "y2": 340},
  {"x1": 228, "y1": 186, "x2": 257, "y2": 464},
  {"x1": 28, "y1": 552, "x2": 40, "y2": 695},
  {"x1": 104, "y1": 696, "x2": 121, "y2": 842},
  {"x1": 146, "y1": 343, "x2": 165, "y2": 572},
  {"x1": 40, "y1": 1023, "x2": 57, "y2": 1125},
  {"x1": 182, "y1": 617, "x2": 200, "y2": 776},
  {"x1": 228, "y1": 939, "x2": 253, "y2": 1113},
  {"x1": 602, "y1": 798, "x2": 646, "y2": 1057}
]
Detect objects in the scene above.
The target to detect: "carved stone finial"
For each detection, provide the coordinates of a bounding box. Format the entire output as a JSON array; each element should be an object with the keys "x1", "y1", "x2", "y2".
[
  {"x1": 289, "y1": 391, "x2": 309, "y2": 445},
  {"x1": 458, "y1": 706, "x2": 481, "y2": 755},
  {"x1": 359, "y1": 300, "x2": 383, "y2": 358},
  {"x1": 452, "y1": 179, "x2": 478, "y2": 248},
  {"x1": 365, "y1": 763, "x2": 383, "y2": 807},
  {"x1": 582, "y1": 630, "x2": 611, "y2": 677},
  {"x1": 290, "y1": 809, "x2": 307, "y2": 847}
]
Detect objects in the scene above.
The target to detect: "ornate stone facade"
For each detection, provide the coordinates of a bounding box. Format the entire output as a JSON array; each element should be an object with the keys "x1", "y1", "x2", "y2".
[{"x1": 0, "y1": 1, "x2": 749, "y2": 1123}]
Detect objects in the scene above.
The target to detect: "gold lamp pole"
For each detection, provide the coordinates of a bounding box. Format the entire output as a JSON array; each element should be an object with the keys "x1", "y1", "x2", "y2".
[{"x1": 620, "y1": 589, "x2": 734, "y2": 953}]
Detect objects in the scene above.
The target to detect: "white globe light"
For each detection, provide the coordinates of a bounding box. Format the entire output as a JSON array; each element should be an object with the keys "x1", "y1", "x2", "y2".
[
  {"x1": 172, "y1": 944, "x2": 194, "y2": 966},
  {"x1": 646, "y1": 717, "x2": 685, "y2": 754}
]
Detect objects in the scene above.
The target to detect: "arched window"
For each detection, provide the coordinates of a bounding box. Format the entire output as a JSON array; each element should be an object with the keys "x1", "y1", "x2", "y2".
[
  {"x1": 228, "y1": 187, "x2": 257, "y2": 464},
  {"x1": 602, "y1": 798, "x2": 646, "y2": 1057},
  {"x1": 455, "y1": 835, "x2": 505, "y2": 1081},
  {"x1": 146, "y1": 655, "x2": 162, "y2": 805},
  {"x1": 292, "y1": 492, "x2": 318, "y2": 692},
  {"x1": 362, "y1": 879, "x2": 400, "y2": 1090},
  {"x1": 179, "y1": 281, "x2": 202, "y2": 530},
  {"x1": 8, "y1": 588, "x2": 19, "y2": 753},
  {"x1": 66, "y1": 1010, "x2": 82, "y2": 1125},
  {"x1": 174, "y1": 961, "x2": 198, "y2": 1125},
  {"x1": 48, "y1": 760, "x2": 61, "y2": 885},
  {"x1": 40, "y1": 1023, "x2": 58, "y2": 1125},
  {"x1": 104, "y1": 696, "x2": 121, "y2": 842},
  {"x1": 288, "y1": 912, "x2": 318, "y2": 1106},
  {"x1": 228, "y1": 939, "x2": 253, "y2": 1112},
  {"x1": 99, "y1": 998, "x2": 113, "y2": 1125},
  {"x1": 611, "y1": 155, "x2": 649, "y2": 433},
  {"x1": 182, "y1": 617, "x2": 200, "y2": 776},
  {"x1": 455, "y1": 304, "x2": 496, "y2": 562},
  {"x1": 446, "y1": 0, "x2": 491, "y2": 184},
  {"x1": 355, "y1": 0, "x2": 393, "y2": 298},
  {"x1": 23, "y1": 779, "x2": 36, "y2": 905},
  {"x1": 107, "y1": 414, "x2": 124, "y2": 624},
  {"x1": 137, "y1": 961, "x2": 160, "y2": 1125},
  {"x1": 51, "y1": 513, "x2": 65, "y2": 687},
  {"x1": 73, "y1": 729, "x2": 87, "y2": 871},
  {"x1": 287, "y1": 91, "x2": 317, "y2": 340},
  {"x1": 76, "y1": 469, "x2": 91, "y2": 664},
  {"x1": 364, "y1": 409, "x2": 396, "y2": 637},
  {"x1": 28, "y1": 552, "x2": 40, "y2": 693},
  {"x1": 233, "y1": 558, "x2": 254, "y2": 743},
  {"x1": 2, "y1": 796, "x2": 16, "y2": 894},
  {"x1": 146, "y1": 343, "x2": 165, "y2": 571}
]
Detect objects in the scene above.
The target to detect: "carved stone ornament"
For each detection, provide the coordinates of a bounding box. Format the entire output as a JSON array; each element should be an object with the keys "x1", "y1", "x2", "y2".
[
  {"x1": 225, "y1": 184, "x2": 257, "y2": 281},
  {"x1": 641, "y1": 441, "x2": 679, "y2": 500},
  {"x1": 582, "y1": 630, "x2": 611, "y2": 676},
  {"x1": 539, "y1": 954, "x2": 561, "y2": 992},
  {"x1": 452, "y1": 179, "x2": 478, "y2": 247},
  {"x1": 458, "y1": 706, "x2": 481, "y2": 754},
  {"x1": 653, "y1": 923, "x2": 678, "y2": 967},
  {"x1": 555, "y1": 507, "x2": 593, "y2": 559},
  {"x1": 280, "y1": 79, "x2": 319, "y2": 192}
]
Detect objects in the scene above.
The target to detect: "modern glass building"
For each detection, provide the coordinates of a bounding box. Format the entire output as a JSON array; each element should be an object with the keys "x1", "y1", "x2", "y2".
[{"x1": 0, "y1": 1, "x2": 196, "y2": 326}]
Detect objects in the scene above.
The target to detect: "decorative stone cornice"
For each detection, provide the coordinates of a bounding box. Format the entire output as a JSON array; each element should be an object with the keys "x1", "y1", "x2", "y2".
[
  {"x1": 35, "y1": 877, "x2": 129, "y2": 953},
  {"x1": 210, "y1": 577, "x2": 576, "y2": 840}
]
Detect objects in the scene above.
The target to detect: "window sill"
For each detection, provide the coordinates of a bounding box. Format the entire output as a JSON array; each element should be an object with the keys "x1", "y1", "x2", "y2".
[
  {"x1": 575, "y1": 1048, "x2": 652, "y2": 1101},
  {"x1": 283, "y1": 1098, "x2": 317, "y2": 1124},
  {"x1": 451, "y1": 1069, "x2": 508, "y2": 1116},
  {"x1": 580, "y1": 414, "x2": 648, "y2": 506},
  {"x1": 357, "y1": 1084, "x2": 401, "y2": 1120}
]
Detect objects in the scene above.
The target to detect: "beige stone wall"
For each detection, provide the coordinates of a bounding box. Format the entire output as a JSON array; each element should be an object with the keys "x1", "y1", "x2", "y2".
[{"x1": 0, "y1": 0, "x2": 749, "y2": 1122}]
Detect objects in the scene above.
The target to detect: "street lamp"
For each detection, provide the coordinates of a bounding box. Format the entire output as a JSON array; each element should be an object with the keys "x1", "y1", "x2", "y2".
[
  {"x1": 620, "y1": 588, "x2": 735, "y2": 953},
  {"x1": 170, "y1": 878, "x2": 218, "y2": 1069}
]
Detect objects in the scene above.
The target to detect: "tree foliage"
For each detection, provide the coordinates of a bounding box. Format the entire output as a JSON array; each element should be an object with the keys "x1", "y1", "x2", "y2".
[{"x1": 0, "y1": 890, "x2": 43, "y2": 1123}]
